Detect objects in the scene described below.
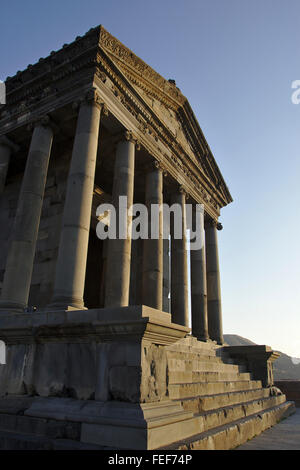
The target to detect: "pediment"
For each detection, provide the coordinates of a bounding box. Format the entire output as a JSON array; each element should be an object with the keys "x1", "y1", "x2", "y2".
[
  {"x1": 122, "y1": 80, "x2": 201, "y2": 168},
  {"x1": 98, "y1": 27, "x2": 232, "y2": 206},
  {"x1": 99, "y1": 36, "x2": 207, "y2": 170}
]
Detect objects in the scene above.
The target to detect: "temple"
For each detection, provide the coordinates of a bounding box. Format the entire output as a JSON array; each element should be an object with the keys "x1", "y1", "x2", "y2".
[{"x1": 0, "y1": 26, "x2": 295, "y2": 450}]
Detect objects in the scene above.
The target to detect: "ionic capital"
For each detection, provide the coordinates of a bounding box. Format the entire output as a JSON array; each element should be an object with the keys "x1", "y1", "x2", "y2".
[
  {"x1": 85, "y1": 88, "x2": 109, "y2": 114},
  {"x1": 179, "y1": 185, "x2": 190, "y2": 200},
  {"x1": 145, "y1": 159, "x2": 167, "y2": 175},
  {"x1": 27, "y1": 115, "x2": 57, "y2": 133},
  {"x1": 73, "y1": 88, "x2": 108, "y2": 114},
  {"x1": 205, "y1": 218, "x2": 223, "y2": 230},
  {"x1": 115, "y1": 130, "x2": 141, "y2": 150}
]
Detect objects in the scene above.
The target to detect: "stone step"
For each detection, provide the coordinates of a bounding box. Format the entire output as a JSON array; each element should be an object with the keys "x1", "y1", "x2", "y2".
[
  {"x1": 182, "y1": 394, "x2": 287, "y2": 431},
  {"x1": 0, "y1": 400, "x2": 186, "y2": 435},
  {"x1": 0, "y1": 395, "x2": 294, "y2": 450},
  {"x1": 154, "y1": 395, "x2": 288, "y2": 444},
  {"x1": 178, "y1": 387, "x2": 272, "y2": 412},
  {"x1": 0, "y1": 398, "x2": 293, "y2": 451},
  {"x1": 167, "y1": 337, "x2": 218, "y2": 351},
  {"x1": 168, "y1": 370, "x2": 252, "y2": 385},
  {"x1": 193, "y1": 371, "x2": 251, "y2": 382},
  {"x1": 160, "y1": 401, "x2": 296, "y2": 450},
  {"x1": 193, "y1": 360, "x2": 247, "y2": 373},
  {"x1": 168, "y1": 358, "x2": 246, "y2": 373},
  {"x1": 169, "y1": 380, "x2": 262, "y2": 399},
  {"x1": 136, "y1": 396, "x2": 292, "y2": 450},
  {"x1": 141, "y1": 401, "x2": 185, "y2": 419},
  {"x1": 0, "y1": 428, "x2": 108, "y2": 450},
  {"x1": 167, "y1": 350, "x2": 221, "y2": 361},
  {"x1": 0, "y1": 413, "x2": 81, "y2": 441}
]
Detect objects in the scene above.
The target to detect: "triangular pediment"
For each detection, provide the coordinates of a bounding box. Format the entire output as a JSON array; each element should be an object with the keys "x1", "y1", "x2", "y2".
[
  {"x1": 98, "y1": 28, "x2": 232, "y2": 205},
  {"x1": 122, "y1": 78, "x2": 201, "y2": 168}
]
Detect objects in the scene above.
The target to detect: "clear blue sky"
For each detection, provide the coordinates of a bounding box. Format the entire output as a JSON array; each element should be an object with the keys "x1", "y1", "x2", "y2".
[{"x1": 1, "y1": 0, "x2": 300, "y2": 356}]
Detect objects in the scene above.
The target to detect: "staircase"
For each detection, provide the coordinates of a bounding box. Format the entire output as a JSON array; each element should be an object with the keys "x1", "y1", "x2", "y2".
[
  {"x1": 159, "y1": 336, "x2": 295, "y2": 449},
  {"x1": 0, "y1": 336, "x2": 295, "y2": 450}
]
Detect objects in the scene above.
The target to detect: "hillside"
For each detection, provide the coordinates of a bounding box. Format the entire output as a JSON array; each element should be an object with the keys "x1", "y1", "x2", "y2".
[{"x1": 224, "y1": 334, "x2": 300, "y2": 380}]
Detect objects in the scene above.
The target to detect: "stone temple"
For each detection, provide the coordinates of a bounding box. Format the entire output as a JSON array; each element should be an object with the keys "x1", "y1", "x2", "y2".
[{"x1": 0, "y1": 25, "x2": 295, "y2": 450}]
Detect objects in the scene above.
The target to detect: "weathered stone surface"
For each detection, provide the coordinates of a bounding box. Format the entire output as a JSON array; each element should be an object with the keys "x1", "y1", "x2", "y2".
[
  {"x1": 141, "y1": 343, "x2": 168, "y2": 402},
  {"x1": 0, "y1": 321, "x2": 295, "y2": 449},
  {"x1": 223, "y1": 345, "x2": 280, "y2": 387}
]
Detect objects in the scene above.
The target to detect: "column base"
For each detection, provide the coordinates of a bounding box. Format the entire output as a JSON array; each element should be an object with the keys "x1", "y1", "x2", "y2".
[
  {"x1": 46, "y1": 305, "x2": 88, "y2": 312},
  {"x1": 196, "y1": 335, "x2": 210, "y2": 342},
  {"x1": 47, "y1": 296, "x2": 87, "y2": 311}
]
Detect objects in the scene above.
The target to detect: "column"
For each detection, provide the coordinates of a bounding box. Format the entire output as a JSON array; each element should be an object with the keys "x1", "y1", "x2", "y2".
[
  {"x1": 190, "y1": 205, "x2": 209, "y2": 341},
  {"x1": 0, "y1": 118, "x2": 53, "y2": 311},
  {"x1": 104, "y1": 131, "x2": 137, "y2": 307},
  {"x1": 170, "y1": 187, "x2": 189, "y2": 327},
  {"x1": 0, "y1": 136, "x2": 18, "y2": 194},
  {"x1": 163, "y1": 234, "x2": 171, "y2": 313},
  {"x1": 49, "y1": 90, "x2": 104, "y2": 310},
  {"x1": 205, "y1": 219, "x2": 224, "y2": 344},
  {"x1": 142, "y1": 162, "x2": 163, "y2": 310}
]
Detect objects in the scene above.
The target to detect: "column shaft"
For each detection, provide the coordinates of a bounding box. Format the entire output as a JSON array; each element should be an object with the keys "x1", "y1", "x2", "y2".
[
  {"x1": 191, "y1": 206, "x2": 209, "y2": 341},
  {"x1": 163, "y1": 235, "x2": 171, "y2": 313},
  {"x1": 205, "y1": 221, "x2": 224, "y2": 344},
  {"x1": 142, "y1": 165, "x2": 163, "y2": 310},
  {"x1": 105, "y1": 137, "x2": 136, "y2": 307},
  {"x1": 0, "y1": 123, "x2": 53, "y2": 311},
  {"x1": 50, "y1": 99, "x2": 101, "y2": 309},
  {"x1": 170, "y1": 190, "x2": 189, "y2": 327}
]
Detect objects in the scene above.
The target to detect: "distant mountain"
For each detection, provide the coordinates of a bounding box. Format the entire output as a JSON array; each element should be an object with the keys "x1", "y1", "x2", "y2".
[{"x1": 224, "y1": 334, "x2": 300, "y2": 380}]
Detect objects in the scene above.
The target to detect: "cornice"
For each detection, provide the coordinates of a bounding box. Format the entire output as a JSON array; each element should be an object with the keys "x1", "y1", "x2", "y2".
[
  {"x1": 178, "y1": 101, "x2": 233, "y2": 205},
  {"x1": 5, "y1": 27, "x2": 100, "y2": 91},
  {"x1": 98, "y1": 26, "x2": 186, "y2": 109}
]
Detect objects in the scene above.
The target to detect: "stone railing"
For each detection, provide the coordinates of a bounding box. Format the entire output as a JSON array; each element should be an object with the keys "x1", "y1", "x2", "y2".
[{"x1": 222, "y1": 345, "x2": 280, "y2": 388}]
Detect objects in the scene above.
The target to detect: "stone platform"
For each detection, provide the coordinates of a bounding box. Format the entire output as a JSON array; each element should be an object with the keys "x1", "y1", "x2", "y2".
[{"x1": 0, "y1": 306, "x2": 295, "y2": 450}]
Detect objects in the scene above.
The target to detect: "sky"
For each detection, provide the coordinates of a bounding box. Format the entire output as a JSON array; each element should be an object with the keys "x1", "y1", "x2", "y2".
[{"x1": 1, "y1": 0, "x2": 300, "y2": 357}]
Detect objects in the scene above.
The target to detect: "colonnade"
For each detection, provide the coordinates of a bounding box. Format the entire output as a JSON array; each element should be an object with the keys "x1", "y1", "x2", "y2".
[{"x1": 0, "y1": 90, "x2": 224, "y2": 344}]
